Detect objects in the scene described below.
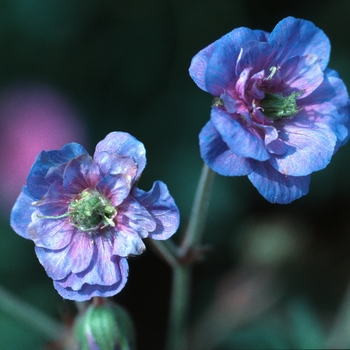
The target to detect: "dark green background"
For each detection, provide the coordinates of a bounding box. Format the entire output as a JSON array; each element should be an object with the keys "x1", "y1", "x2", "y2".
[{"x1": 2, "y1": 1, "x2": 350, "y2": 349}]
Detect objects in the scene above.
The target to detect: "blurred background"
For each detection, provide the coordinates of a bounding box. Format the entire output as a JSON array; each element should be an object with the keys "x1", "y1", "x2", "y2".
[{"x1": 2, "y1": 0, "x2": 350, "y2": 349}]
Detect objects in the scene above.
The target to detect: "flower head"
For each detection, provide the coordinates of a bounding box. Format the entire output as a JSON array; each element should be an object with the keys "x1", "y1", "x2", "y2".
[
  {"x1": 190, "y1": 17, "x2": 350, "y2": 203},
  {"x1": 11, "y1": 132, "x2": 180, "y2": 301}
]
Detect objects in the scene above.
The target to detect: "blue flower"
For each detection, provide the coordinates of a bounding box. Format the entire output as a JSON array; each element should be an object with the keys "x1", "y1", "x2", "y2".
[
  {"x1": 189, "y1": 17, "x2": 350, "y2": 203},
  {"x1": 11, "y1": 132, "x2": 180, "y2": 301}
]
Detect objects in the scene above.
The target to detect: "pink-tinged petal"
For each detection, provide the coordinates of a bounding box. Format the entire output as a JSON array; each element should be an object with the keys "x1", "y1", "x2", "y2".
[
  {"x1": 269, "y1": 119, "x2": 336, "y2": 176},
  {"x1": 28, "y1": 210, "x2": 74, "y2": 250},
  {"x1": 58, "y1": 236, "x2": 121, "y2": 289},
  {"x1": 248, "y1": 161, "x2": 310, "y2": 204},
  {"x1": 117, "y1": 197, "x2": 156, "y2": 238},
  {"x1": 10, "y1": 187, "x2": 35, "y2": 239},
  {"x1": 280, "y1": 55, "x2": 323, "y2": 97},
  {"x1": 96, "y1": 174, "x2": 132, "y2": 206},
  {"x1": 269, "y1": 17, "x2": 330, "y2": 71},
  {"x1": 301, "y1": 69, "x2": 350, "y2": 149},
  {"x1": 27, "y1": 143, "x2": 88, "y2": 199},
  {"x1": 32, "y1": 180, "x2": 71, "y2": 217},
  {"x1": 94, "y1": 132, "x2": 146, "y2": 180},
  {"x1": 190, "y1": 27, "x2": 263, "y2": 95},
  {"x1": 53, "y1": 257, "x2": 128, "y2": 301},
  {"x1": 35, "y1": 231, "x2": 93, "y2": 279},
  {"x1": 199, "y1": 120, "x2": 254, "y2": 176},
  {"x1": 262, "y1": 124, "x2": 278, "y2": 145},
  {"x1": 95, "y1": 152, "x2": 138, "y2": 179},
  {"x1": 44, "y1": 163, "x2": 66, "y2": 185},
  {"x1": 111, "y1": 227, "x2": 146, "y2": 257},
  {"x1": 189, "y1": 41, "x2": 216, "y2": 92},
  {"x1": 211, "y1": 107, "x2": 270, "y2": 161},
  {"x1": 235, "y1": 41, "x2": 275, "y2": 77},
  {"x1": 68, "y1": 232, "x2": 95, "y2": 274},
  {"x1": 63, "y1": 154, "x2": 101, "y2": 193},
  {"x1": 132, "y1": 181, "x2": 179, "y2": 240}
]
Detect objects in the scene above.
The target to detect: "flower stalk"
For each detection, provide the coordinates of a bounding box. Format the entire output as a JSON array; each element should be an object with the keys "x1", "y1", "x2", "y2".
[
  {"x1": 165, "y1": 163, "x2": 215, "y2": 350},
  {"x1": 0, "y1": 285, "x2": 64, "y2": 340}
]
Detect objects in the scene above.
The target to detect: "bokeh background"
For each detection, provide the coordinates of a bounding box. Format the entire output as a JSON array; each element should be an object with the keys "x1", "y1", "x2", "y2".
[{"x1": 2, "y1": 0, "x2": 350, "y2": 349}]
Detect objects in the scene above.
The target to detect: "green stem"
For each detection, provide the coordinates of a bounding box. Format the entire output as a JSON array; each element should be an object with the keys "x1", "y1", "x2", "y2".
[
  {"x1": 148, "y1": 239, "x2": 179, "y2": 269},
  {"x1": 0, "y1": 285, "x2": 64, "y2": 340},
  {"x1": 165, "y1": 265, "x2": 191, "y2": 350},
  {"x1": 165, "y1": 163, "x2": 215, "y2": 350},
  {"x1": 180, "y1": 164, "x2": 215, "y2": 253}
]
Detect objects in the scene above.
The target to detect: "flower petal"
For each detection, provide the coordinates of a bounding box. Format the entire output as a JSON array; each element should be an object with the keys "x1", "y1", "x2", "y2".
[
  {"x1": 94, "y1": 132, "x2": 146, "y2": 180},
  {"x1": 58, "y1": 236, "x2": 122, "y2": 288},
  {"x1": 211, "y1": 107, "x2": 270, "y2": 161},
  {"x1": 301, "y1": 69, "x2": 350, "y2": 150},
  {"x1": 269, "y1": 17, "x2": 330, "y2": 71},
  {"x1": 95, "y1": 152, "x2": 138, "y2": 179},
  {"x1": 10, "y1": 187, "x2": 35, "y2": 239},
  {"x1": 117, "y1": 197, "x2": 156, "y2": 238},
  {"x1": 111, "y1": 227, "x2": 146, "y2": 257},
  {"x1": 27, "y1": 143, "x2": 88, "y2": 199},
  {"x1": 35, "y1": 230, "x2": 94, "y2": 280},
  {"x1": 235, "y1": 41, "x2": 275, "y2": 77},
  {"x1": 132, "y1": 181, "x2": 180, "y2": 240},
  {"x1": 96, "y1": 174, "x2": 132, "y2": 207},
  {"x1": 63, "y1": 154, "x2": 101, "y2": 193},
  {"x1": 269, "y1": 119, "x2": 337, "y2": 176},
  {"x1": 32, "y1": 180, "x2": 72, "y2": 217},
  {"x1": 52, "y1": 257, "x2": 128, "y2": 301},
  {"x1": 28, "y1": 210, "x2": 74, "y2": 250},
  {"x1": 248, "y1": 161, "x2": 310, "y2": 204},
  {"x1": 190, "y1": 27, "x2": 263, "y2": 95},
  {"x1": 280, "y1": 55, "x2": 323, "y2": 97},
  {"x1": 199, "y1": 120, "x2": 254, "y2": 176}
]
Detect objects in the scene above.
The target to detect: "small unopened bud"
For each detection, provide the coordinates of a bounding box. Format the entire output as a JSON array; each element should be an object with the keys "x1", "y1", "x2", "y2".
[{"x1": 74, "y1": 301, "x2": 136, "y2": 350}]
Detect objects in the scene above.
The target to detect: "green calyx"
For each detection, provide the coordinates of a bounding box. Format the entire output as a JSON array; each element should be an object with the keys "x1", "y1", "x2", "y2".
[
  {"x1": 38, "y1": 189, "x2": 117, "y2": 232},
  {"x1": 260, "y1": 90, "x2": 304, "y2": 121}
]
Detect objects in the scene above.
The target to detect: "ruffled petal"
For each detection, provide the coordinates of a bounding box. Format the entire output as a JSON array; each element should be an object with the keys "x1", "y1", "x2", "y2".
[
  {"x1": 95, "y1": 152, "x2": 138, "y2": 179},
  {"x1": 28, "y1": 210, "x2": 74, "y2": 250},
  {"x1": 280, "y1": 54, "x2": 323, "y2": 97},
  {"x1": 248, "y1": 161, "x2": 310, "y2": 204},
  {"x1": 32, "y1": 180, "x2": 72, "y2": 217},
  {"x1": 301, "y1": 69, "x2": 350, "y2": 150},
  {"x1": 111, "y1": 227, "x2": 146, "y2": 257},
  {"x1": 269, "y1": 118, "x2": 337, "y2": 176},
  {"x1": 10, "y1": 187, "x2": 35, "y2": 239},
  {"x1": 96, "y1": 174, "x2": 132, "y2": 207},
  {"x1": 27, "y1": 143, "x2": 88, "y2": 199},
  {"x1": 35, "y1": 230, "x2": 94, "y2": 279},
  {"x1": 269, "y1": 17, "x2": 330, "y2": 71},
  {"x1": 190, "y1": 27, "x2": 263, "y2": 95},
  {"x1": 235, "y1": 41, "x2": 275, "y2": 77},
  {"x1": 189, "y1": 41, "x2": 216, "y2": 92},
  {"x1": 132, "y1": 181, "x2": 180, "y2": 240},
  {"x1": 94, "y1": 132, "x2": 146, "y2": 180},
  {"x1": 52, "y1": 257, "x2": 128, "y2": 301},
  {"x1": 63, "y1": 154, "x2": 101, "y2": 193},
  {"x1": 199, "y1": 120, "x2": 254, "y2": 176},
  {"x1": 117, "y1": 197, "x2": 156, "y2": 238},
  {"x1": 211, "y1": 107, "x2": 270, "y2": 161},
  {"x1": 58, "y1": 236, "x2": 122, "y2": 288}
]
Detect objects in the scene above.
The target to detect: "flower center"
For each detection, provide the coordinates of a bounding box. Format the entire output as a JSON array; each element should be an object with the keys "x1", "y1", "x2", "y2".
[
  {"x1": 68, "y1": 189, "x2": 117, "y2": 231},
  {"x1": 37, "y1": 189, "x2": 117, "y2": 232},
  {"x1": 260, "y1": 90, "x2": 303, "y2": 121}
]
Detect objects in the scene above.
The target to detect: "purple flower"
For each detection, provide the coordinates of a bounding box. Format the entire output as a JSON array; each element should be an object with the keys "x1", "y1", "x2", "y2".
[
  {"x1": 189, "y1": 17, "x2": 350, "y2": 203},
  {"x1": 10, "y1": 132, "x2": 180, "y2": 301}
]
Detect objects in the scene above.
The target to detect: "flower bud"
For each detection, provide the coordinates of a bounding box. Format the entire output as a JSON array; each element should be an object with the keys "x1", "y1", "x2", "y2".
[{"x1": 74, "y1": 301, "x2": 136, "y2": 350}]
